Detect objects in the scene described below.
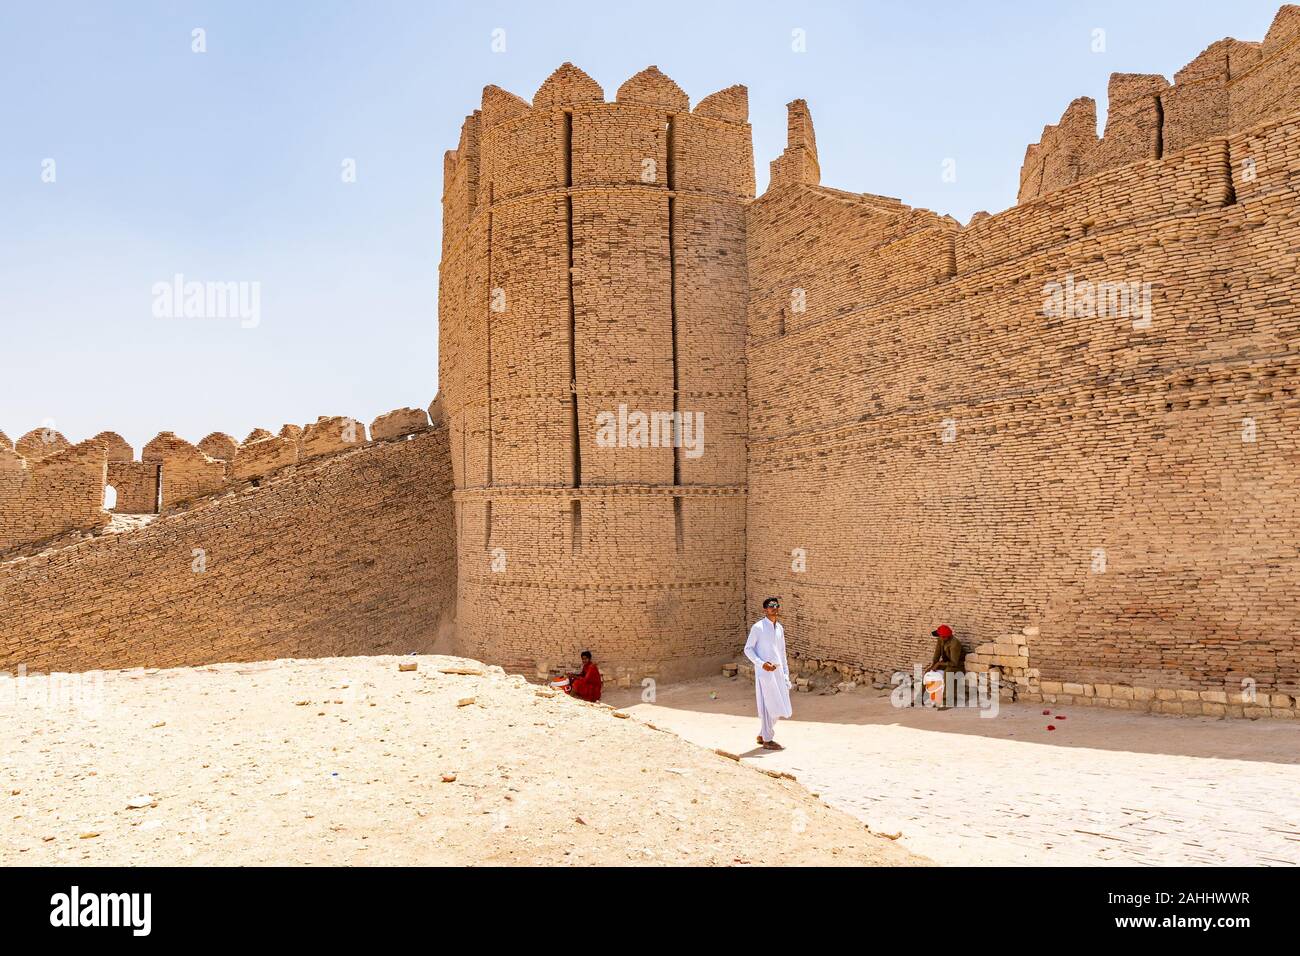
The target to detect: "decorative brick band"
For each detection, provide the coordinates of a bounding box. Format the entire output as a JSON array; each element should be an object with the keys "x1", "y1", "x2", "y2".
[{"x1": 453, "y1": 484, "x2": 745, "y2": 501}]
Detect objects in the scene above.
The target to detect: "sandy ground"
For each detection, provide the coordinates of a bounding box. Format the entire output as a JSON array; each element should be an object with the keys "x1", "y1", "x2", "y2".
[
  {"x1": 0, "y1": 656, "x2": 921, "y2": 867},
  {"x1": 605, "y1": 676, "x2": 1300, "y2": 866}
]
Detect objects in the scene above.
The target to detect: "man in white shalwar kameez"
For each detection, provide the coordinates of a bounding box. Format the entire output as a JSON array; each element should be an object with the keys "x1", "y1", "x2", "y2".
[{"x1": 744, "y1": 597, "x2": 792, "y2": 749}]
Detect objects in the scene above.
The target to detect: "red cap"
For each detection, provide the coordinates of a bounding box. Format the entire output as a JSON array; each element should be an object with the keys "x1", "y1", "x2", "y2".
[{"x1": 932, "y1": 624, "x2": 953, "y2": 639}]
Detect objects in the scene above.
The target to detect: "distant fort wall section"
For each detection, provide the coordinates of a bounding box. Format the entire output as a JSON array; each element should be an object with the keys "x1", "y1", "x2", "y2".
[{"x1": 0, "y1": 419, "x2": 454, "y2": 674}]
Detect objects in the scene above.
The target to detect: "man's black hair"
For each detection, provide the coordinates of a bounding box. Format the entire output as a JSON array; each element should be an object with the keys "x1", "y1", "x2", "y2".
[
  {"x1": 580, "y1": 650, "x2": 592, "y2": 659},
  {"x1": 763, "y1": 597, "x2": 780, "y2": 609}
]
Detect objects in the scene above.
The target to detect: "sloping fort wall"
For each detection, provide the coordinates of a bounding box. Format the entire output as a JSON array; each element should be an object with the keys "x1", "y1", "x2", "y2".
[{"x1": 0, "y1": 426, "x2": 455, "y2": 673}]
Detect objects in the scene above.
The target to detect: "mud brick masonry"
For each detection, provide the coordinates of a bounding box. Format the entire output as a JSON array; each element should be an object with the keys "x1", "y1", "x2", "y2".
[{"x1": 2, "y1": 8, "x2": 1298, "y2": 717}]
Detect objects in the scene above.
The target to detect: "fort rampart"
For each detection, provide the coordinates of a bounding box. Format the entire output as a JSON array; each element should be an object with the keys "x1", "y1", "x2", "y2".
[
  {"x1": 0, "y1": 417, "x2": 453, "y2": 673},
  {"x1": 3, "y1": 7, "x2": 1298, "y2": 717}
]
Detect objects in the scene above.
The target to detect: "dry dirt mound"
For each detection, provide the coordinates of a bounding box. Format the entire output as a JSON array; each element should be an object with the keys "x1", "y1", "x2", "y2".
[{"x1": 0, "y1": 655, "x2": 924, "y2": 866}]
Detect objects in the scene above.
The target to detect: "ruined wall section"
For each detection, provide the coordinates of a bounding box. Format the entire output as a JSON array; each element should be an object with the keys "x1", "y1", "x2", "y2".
[
  {"x1": 2, "y1": 408, "x2": 420, "y2": 552},
  {"x1": 107, "y1": 462, "x2": 160, "y2": 515},
  {"x1": 1019, "y1": 5, "x2": 1300, "y2": 203},
  {"x1": 768, "y1": 99, "x2": 820, "y2": 190},
  {"x1": 748, "y1": 104, "x2": 1300, "y2": 703},
  {"x1": 0, "y1": 426, "x2": 456, "y2": 674},
  {"x1": 440, "y1": 65, "x2": 753, "y2": 683},
  {"x1": 1018, "y1": 97, "x2": 1099, "y2": 204},
  {"x1": 142, "y1": 432, "x2": 227, "y2": 507},
  {"x1": 1080, "y1": 74, "x2": 1167, "y2": 178},
  {"x1": 0, "y1": 440, "x2": 109, "y2": 553},
  {"x1": 1231, "y1": 4, "x2": 1300, "y2": 131}
]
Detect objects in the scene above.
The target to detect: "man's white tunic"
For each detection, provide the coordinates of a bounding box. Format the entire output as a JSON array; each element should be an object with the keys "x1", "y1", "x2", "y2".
[{"x1": 744, "y1": 617, "x2": 792, "y2": 737}]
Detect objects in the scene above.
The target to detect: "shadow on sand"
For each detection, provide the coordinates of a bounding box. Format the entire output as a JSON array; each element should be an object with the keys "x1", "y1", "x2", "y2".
[{"x1": 604, "y1": 676, "x2": 1300, "y2": 766}]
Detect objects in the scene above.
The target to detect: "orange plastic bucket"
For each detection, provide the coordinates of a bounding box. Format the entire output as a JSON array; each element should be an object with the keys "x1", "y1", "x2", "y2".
[{"x1": 923, "y1": 670, "x2": 945, "y2": 706}]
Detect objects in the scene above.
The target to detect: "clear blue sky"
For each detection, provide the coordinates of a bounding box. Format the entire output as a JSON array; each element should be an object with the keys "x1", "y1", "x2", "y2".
[{"x1": 0, "y1": 0, "x2": 1283, "y2": 452}]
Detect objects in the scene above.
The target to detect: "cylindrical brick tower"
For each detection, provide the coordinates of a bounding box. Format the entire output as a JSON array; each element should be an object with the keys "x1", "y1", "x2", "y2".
[{"x1": 438, "y1": 64, "x2": 753, "y2": 684}]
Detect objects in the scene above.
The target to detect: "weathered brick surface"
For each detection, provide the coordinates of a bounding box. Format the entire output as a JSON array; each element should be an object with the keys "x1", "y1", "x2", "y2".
[
  {"x1": 1019, "y1": 7, "x2": 1300, "y2": 202},
  {"x1": 0, "y1": 428, "x2": 455, "y2": 673},
  {"x1": 748, "y1": 96, "x2": 1300, "y2": 700},
  {"x1": 440, "y1": 64, "x2": 752, "y2": 683},
  {"x1": 370, "y1": 407, "x2": 430, "y2": 441},
  {"x1": 106, "y1": 461, "x2": 159, "y2": 515},
  {"x1": 0, "y1": 440, "x2": 108, "y2": 552},
  {"x1": 142, "y1": 432, "x2": 226, "y2": 507},
  {"x1": 299, "y1": 416, "x2": 366, "y2": 460},
  {"x1": 231, "y1": 434, "x2": 298, "y2": 481}
]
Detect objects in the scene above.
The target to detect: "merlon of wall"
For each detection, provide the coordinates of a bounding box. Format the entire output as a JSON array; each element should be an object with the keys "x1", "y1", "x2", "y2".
[
  {"x1": 694, "y1": 85, "x2": 749, "y2": 124},
  {"x1": 299, "y1": 416, "x2": 366, "y2": 460},
  {"x1": 142, "y1": 432, "x2": 227, "y2": 507},
  {"x1": 0, "y1": 439, "x2": 108, "y2": 553},
  {"x1": 768, "y1": 99, "x2": 820, "y2": 189},
  {"x1": 533, "y1": 62, "x2": 604, "y2": 110},
  {"x1": 616, "y1": 65, "x2": 689, "y2": 111},
  {"x1": 197, "y1": 432, "x2": 238, "y2": 462},
  {"x1": 15, "y1": 428, "x2": 71, "y2": 462},
  {"x1": 90, "y1": 431, "x2": 133, "y2": 463},
  {"x1": 371, "y1": 406, "x2": 430, "y2": 441},
  {"x1": 231, "y1": 434, "x2": 298, "y2": 481}
]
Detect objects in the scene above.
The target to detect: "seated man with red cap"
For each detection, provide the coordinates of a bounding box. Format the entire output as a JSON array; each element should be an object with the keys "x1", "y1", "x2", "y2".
[
  {"x1": 927, "y1": 624, "x2": 965, "y2": 708},
  {"x1": 928, "y1": 624, "x2": 964, "y2": 674}
]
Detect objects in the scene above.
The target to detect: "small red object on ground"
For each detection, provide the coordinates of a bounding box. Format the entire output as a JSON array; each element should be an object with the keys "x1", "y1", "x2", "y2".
[{"x1": 1046, "y1": 725, "x2": 1056, "y2": 731}]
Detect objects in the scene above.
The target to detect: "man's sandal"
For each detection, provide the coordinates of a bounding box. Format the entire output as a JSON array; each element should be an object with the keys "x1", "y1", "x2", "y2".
[{"x1": 762, "y1": 740, "x2": 784, "y2": 750}]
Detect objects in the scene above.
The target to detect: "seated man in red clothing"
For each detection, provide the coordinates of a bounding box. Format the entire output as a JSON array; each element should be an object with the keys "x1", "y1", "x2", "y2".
[{"x1": 567, "y1": 650, "x2": 602, "y2": 702}]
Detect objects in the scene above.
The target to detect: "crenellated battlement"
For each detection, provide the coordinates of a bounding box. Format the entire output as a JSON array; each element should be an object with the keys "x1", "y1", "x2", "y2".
[
  {"x1": 441, "y1": 63, "x2": 755, "y2": 237},
  {"x1": 0, "y1": 438, "x2": 109, "y2": 554},
  {"x1": 0, "y1": 403, "x2": 440, "y2": 557},
  {"x1": 439, "y1": 63, "x2": 754, "y2": 679},
  {"x1": 745, "y1": 9, "x2": 1300, "y2": 710},
  {"x1": 1019, "y1": 4, "x2": 1300, "y2": 202}
]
